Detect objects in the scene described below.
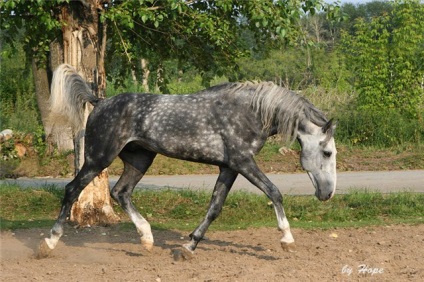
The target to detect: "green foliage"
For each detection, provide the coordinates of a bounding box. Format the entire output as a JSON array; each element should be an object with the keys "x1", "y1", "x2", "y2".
[
  {"x1": 237, "y1": 48, "x2": 311, "y2": 88},
  {"x1": 336, "y1": 109, "x2": 423, "y2": 147},
  {"x1": 338, "y1": 0, "x2": 424, "y2": 146},
  {"x1": 389, "y1": 0, "x2": 424, "y2": 118},
  {"x1": 237, "y1": 46, "x2": 351, "y2": 93},
  {"x1": 32, "y1": 126, "x2": 48, "y2": 157},
  {"x1": 105, "y1": 76, "x2": 148, "y2": 98},
  {"x1": 104, "y1": 0, "x2": 341, "y2": 87},
  {"x1": 1, "y1": 0, "x2": 342, "y2": 93},
  {"x1": 342, "y1": 15, "x2": 391, "y2": 110},
  {"x1": 0, "y1": 0, "x2": 63, "y2": 66},
  {"x1": 340, "y1": 1, "x2": 393, "y2": 34},
  {"x1": 341, "y1": 0, "x2": 424, "y2": 118},
  {"x1": 0, "y1": 138, "x2": 18, "y2": 161},
  {"x1": 0, "y1": 40, "x2": 40, "y2": 133},
  {"x1": 1, "y1": 89, "x2": 40, "y2": 133},
  {"x1": 311, "y1": 49, "x2": 352, "y2": 93}
]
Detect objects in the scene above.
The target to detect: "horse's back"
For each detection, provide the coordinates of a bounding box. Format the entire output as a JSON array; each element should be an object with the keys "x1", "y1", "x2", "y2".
[
  {"x1": 85, "y1": 88, "x2": 265, "y2": 165},
  {"x1": 86, "y1": 92, "x2": 225, "y2": 161}
]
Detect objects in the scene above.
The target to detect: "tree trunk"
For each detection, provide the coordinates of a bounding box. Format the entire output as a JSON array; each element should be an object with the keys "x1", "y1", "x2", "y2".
[
  {"x1": 155, "y1": 64, "x2": 164, "y2": 92},
  {"x1": 58, "y1": 0, "x2": 118, "y2": 226},
  {"x1": 141, "y1": 58, "x2": 150, "y2": 92},
  {"x1": 131, "y1": 68, "x2": 138, "y2": 86}
]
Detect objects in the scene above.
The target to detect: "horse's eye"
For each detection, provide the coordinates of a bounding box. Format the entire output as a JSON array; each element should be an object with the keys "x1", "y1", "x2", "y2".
[{"x1": 323, "y1": 151, "x2": 332, "y2": 158}]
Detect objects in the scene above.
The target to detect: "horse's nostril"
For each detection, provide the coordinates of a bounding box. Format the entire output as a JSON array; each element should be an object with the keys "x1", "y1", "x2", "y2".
[{"x1": 328, "y1": 192, "x2": 333, "y2": 199}]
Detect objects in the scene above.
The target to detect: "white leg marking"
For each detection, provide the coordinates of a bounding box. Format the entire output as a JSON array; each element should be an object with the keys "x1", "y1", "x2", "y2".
[
  {"x1": 129, "y1": 211, "x2": 154, "y2": 249},
  {"x1": 279, "y1": 217, "x2": 294, "y2": 244},
  {"x1": 274, "y1": 207, "x2": 294, "y2": 244},
  {"x1": 44, "y1": 224, "x2": 64, "y2": 250},
  {"x1": 44, "y1": 232, "x2": 61, "y2": 250}
]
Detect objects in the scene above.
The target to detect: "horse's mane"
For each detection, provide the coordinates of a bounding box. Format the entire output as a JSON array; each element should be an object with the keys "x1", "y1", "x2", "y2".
[{"x1": 225, "y1": 81, "x2": 328, "y2": 143}]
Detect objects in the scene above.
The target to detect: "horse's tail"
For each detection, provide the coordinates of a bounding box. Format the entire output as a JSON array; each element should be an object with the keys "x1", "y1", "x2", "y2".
[{"x1": 49, "y1": 64, "x2": 101, "y2": 132}]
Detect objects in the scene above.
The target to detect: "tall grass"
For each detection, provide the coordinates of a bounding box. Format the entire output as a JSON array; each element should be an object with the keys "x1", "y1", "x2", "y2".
[
  {"x1": 302, "y1": 87, "x2": 423, "y2": 148},
  {"x1": 1, "y1": 89, "x2": 40, "y2": 133},
  {"x1": 0, "y1": 75, "x2": 41, "y2": 133},
  {"x1": 0, "y1": 43, "x2": 40, "y2": 133},
  {"x1": 336, "y1": 109, "x2": 424, "y2": 147}
]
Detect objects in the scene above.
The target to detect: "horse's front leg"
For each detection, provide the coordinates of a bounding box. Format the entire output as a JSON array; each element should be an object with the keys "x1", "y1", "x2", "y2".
[
  {"x1": 181, "y1": 168, "x2": 238, "y2": 258},
  {"x1": 272, "y1": 198, "x2": 296, "y2": 252},
  {"x1": 237, "y1": 161, "x2": 296, "y2": 252}
]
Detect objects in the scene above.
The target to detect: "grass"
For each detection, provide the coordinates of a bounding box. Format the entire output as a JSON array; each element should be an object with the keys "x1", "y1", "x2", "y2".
[{"x1": 1, "y1": 184, "x2": 423, "y2": 231}]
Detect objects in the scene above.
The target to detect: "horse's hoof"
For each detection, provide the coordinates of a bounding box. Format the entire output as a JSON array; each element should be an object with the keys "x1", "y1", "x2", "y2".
[
  {"x1": 172, "y1": 249, "x2": 184, "y2": 261},
  {"x1": 36, "y1": 238, "x2": 53, "y2": 259},
  {"x1": 172, "y1": 247, "x2": 194, "y2": 261},
  {"x1": 281, "y1": 241, "x2": 296, "y2": 253},
  {"x1": 141, "y1": 238, "x2": 154, "y2": 252},
  {"x1": 180, "y1": 245, "x2": 194, "y2": 260},
  {"x1": 172, "y1": 245, "x2": 194, "y2": 261}
]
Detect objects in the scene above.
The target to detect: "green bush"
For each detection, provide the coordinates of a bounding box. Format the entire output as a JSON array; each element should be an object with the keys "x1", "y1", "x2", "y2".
[
  {"x1": 0, "y1": 41, "x2": 40, "y2": 133},
  {"x1": 336, "y1": 109, "x2": 423, "y2": 147}
]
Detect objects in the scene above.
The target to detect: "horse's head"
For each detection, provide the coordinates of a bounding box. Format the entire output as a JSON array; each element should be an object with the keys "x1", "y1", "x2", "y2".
[{"x1": 297, "y1": 119, "x2": 337, "y2": 201}]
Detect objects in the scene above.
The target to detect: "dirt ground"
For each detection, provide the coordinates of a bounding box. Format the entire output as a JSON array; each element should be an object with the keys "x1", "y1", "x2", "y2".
[{"x1": 1, "y1": 224, "x2": 423, "y2": 281}]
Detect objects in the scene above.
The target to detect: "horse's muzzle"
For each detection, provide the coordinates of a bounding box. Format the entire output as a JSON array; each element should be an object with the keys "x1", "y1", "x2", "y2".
[
  {"x1": 308, "y1": 171, "x2": 336, "y2": 201},
  {"x1": 315, "y1": 190, "x2": 334, "y2": 201}
]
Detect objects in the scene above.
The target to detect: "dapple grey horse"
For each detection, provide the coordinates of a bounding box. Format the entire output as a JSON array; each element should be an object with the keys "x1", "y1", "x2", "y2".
[{"x1": 39, "y1": 64, "x2": 337, "y2": 258}]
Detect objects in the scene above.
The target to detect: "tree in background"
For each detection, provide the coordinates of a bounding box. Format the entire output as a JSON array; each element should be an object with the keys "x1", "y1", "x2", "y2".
[
  {"x1": 342, "y1": 0, "x2": 424, "y2": 117},
  {"x1": 341, "y1": 0, "x2": 424, "y2": 145},
  {"x1": 103, "y1": 0, "x2": 343, "y2": 90},
  {"x1": 2, "y1": 0, "x2": 117, "y2": 225}
]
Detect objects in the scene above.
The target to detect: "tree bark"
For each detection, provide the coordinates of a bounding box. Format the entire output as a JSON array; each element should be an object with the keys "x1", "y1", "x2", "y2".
[
  {"x1": 155, "y1": 63, "x2": 164, "y2": 92},
  {"x1": 141, "y1": 58, "x2": 150, "y2": 92}
]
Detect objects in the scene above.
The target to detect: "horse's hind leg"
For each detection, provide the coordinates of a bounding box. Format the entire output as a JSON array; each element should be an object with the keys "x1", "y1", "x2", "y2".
[
  {"x1": 38, "y1": 163, "x2": 104, "y2": 258},
  {"x1": 111, "y1": 148, "x2": 156, "y2": 251},
  {"x1": 181, "y1": 167, "x2": 238, "y2": 257}
]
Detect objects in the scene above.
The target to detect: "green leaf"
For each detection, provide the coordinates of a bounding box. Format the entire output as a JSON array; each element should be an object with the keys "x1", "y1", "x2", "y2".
[{"x1": 171, "y1": 2, "x2": 178, "y2": 10}]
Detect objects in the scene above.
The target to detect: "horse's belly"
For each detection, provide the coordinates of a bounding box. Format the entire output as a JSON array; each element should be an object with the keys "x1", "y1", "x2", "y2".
[
  {"x1": 161, "y1": 137, "x2": 226, "y2": 164},
  {"x1": 133, "y1": 133, "x2": 226, "y2": 164}
]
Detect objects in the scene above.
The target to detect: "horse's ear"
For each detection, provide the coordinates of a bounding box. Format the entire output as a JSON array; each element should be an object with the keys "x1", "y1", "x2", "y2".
[
  {"x1": 322, "y1": 119, "x2": 337, "y2": 135},
  {"x1": 320, "y1": 119, "x2": 337, "y2": 145}
]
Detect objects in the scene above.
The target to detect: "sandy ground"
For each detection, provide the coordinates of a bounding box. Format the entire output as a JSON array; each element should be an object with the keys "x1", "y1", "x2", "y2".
[{"x1": 1, "y1": 224, "x2": 423, "y2": 281}]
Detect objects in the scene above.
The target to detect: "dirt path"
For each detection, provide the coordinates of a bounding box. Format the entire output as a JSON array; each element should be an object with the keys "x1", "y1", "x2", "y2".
[{"x1": 1, "y1": 224, "x2": 423, "y2": 281}]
